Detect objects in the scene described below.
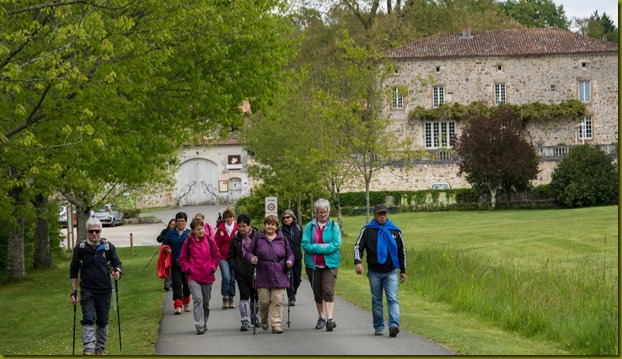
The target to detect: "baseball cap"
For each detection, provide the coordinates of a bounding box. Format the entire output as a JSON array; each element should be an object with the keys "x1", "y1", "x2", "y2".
[{"x1": 374, "y1": 204, "x2": 388, "y2": 214}]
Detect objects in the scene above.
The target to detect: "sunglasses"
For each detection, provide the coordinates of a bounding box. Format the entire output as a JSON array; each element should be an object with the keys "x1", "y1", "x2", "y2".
[
  {"x1": 88, "y1": 230, "x2": 101, "y2": 234},
  {"x1": 283, "y1": 216, "x2": 291, "y2": 219}
]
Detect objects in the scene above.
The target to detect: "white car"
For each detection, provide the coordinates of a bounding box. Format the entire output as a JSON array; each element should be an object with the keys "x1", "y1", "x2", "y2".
[
  {"x1": 93, "y1": 204, "x2": 123, "y2": 227},
  {"x1": 431, "y1": 182, "x2": 451, "y2": 190}
]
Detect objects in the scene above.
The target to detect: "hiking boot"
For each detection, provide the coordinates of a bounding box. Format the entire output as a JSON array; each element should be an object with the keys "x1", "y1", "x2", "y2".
[
  {"x1": 184, "y1": 303, "x2": 191, "y2": 312},
  {"x1": 272, "y1": 326, "x2": 283, "y2": 334},
  {"x1": 227, "y1": 297, "x2": 235, "y2": 308},
  {"x1": 196, "y1": 326, "x2": 206, "y2": 335},
  {"x1": 253, "y1": 316, "x2": 261, "y2": 328},
  {"x1": 261, "y1": 323, "x2": 269, "y2": 331},
  {"x1": 174, "y1": 307, "x2": 182, "y2": 315},
  {"x1": 389, "y1": 325, "x2": 400, "y2": 337},
  {"x1": 83, "y1": 350, "x2": 95, "y2": 356},
  {"x1": 240, "y1": 321, "x2": 251, "y2": 332},
  {"x1": 164, "y1": 286, "x2": 171, "y2": 291},
  {"x1": 315, "y1": 317, "x2": 326, "y2": 330},
  {"x1": 288, "y1": 300, "x2": 295, "y2": 307},
  {"x1": 374, "y1": 328, "x2": 384, "y2": 336},
  {"x1": 222, "y1": 297, "x2": 228, "y2": 309},
  {"x1": 326, "y1": 318, "x2": 336, "y2": 332},
  {"x1": 94, "y1": 349, "x2": 106, "y2": 356}
]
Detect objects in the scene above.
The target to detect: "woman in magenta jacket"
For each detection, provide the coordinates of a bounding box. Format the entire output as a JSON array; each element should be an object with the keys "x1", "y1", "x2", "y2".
[
  {"x1": 179, "y1": 218, "x2": 220, "y2": 335},
  {"x1": 214, "y1": 208, "x2": 238, "y2": 309}
]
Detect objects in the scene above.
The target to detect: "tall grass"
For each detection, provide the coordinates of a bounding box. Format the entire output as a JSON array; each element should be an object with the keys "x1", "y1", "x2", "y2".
[{"x1": 407, "y1": 246, "x2": 618, "y2": 354}]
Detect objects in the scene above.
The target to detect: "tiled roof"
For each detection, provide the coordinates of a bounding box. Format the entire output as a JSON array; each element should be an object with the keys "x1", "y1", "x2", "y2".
[{"x1": 385, "y1": 28, "x2": 618, "y2": 59}]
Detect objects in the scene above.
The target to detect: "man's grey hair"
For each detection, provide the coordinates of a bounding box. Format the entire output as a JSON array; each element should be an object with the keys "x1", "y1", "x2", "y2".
[
  {"x1": 314, "y1": 198, "x2": 330, "y2": 214},
  {"x1": 86, "y1": 217, "x2": 103, "y2": 229}
]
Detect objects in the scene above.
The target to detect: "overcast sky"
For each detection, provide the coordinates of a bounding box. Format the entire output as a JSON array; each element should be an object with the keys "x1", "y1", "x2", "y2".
[{"x1": 554, "y1": 0, "x2": 618, "y2": 26}]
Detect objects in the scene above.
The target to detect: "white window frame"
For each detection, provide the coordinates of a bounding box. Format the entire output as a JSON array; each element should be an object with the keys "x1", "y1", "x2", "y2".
[
  {"x1": 578, "y1": 80, "x2": 591, "y2": 103},
  {"x1": 578, "y1": 116, "x2": 592, "y2": 140},
  {"x1": 424, "y1": 121, "x2": 456, "y2": 149},
  {"x1": 391, "y1": 87, "x2": 404, "y2": 109},
  {"x1": 433, "y1": 86, "x2": 445, "y2": 108},
  {"x1": 494, "y1": 83, "x2": 506, "y2": 104}
]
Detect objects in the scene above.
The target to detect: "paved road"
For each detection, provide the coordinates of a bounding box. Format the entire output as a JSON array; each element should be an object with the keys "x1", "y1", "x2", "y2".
[{"x1": 66, "y1": 205, "x2": 454, "y2": 355}]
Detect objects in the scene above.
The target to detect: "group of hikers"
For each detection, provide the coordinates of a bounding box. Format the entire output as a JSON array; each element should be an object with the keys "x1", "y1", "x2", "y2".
[{"x1": 69, "y1": 198, "x2": 407, "y2": 355}]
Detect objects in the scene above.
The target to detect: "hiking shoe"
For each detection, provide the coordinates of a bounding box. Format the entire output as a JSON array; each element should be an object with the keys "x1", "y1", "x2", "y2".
[
  {"x1": 288, "y1": 300, "x2": 295, "y2": 306},
  {"x1": 253, "y1": 316, "x2": 261, "y2": 328},
  {"x1": 240, "y1": 321, "x2": 250, "y2": 332},
  {"x1": 272, "y1": 326, "x2": 283, "y2": 334},
  {"x1": 196, "y1": 327, "x2": 206, "y2": 335},
  {"x1": 261, "y1": 323, "x2": 269, "y2": 331},
  {"x1": 164, "y1": 286, "x2": 171, "y2": 291},
  {"x1": 326, "y1": 319, "x2": 336, "y2": 332},
  {"x1": 83, "y1": 350, "x2": 95, "y2": 356},
  {"x1": 174, "y1": 307, "x2": 182, "y2": 315},
  {"x1": 374, "y1": 328, "x2": 384, "y2": 336},
  {"x1": 315, "y1": 317, "x2": 326, "y2": 329},
  {"x1": 227, "y1": 297, "x2": 235, "y2": 308},
  {"x1": 184, "y1": 303, "x2": 191, "y2": 312},
  {"x1": 389, "y1": 325, "x2": 400, "y2": 337},
  {"x1": 222, "y1": 297, "x2": 228, "y2": 309}
]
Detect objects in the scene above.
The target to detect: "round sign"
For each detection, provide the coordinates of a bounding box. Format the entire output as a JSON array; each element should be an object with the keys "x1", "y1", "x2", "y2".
[{"x1": 267, "y1": 203, "x2": 276, "y2": 211}]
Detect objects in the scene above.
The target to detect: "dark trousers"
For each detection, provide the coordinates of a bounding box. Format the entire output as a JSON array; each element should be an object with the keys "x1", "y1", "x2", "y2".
[
  {"x1": 171, "y1": 262, "x2": 190, "y2": 302},
  {"x1": 286, "y1": 259, "x2": 302, "y2": 300},
  {"x1": 237, "y1": 276, "x2": 258, "y2": 302}
]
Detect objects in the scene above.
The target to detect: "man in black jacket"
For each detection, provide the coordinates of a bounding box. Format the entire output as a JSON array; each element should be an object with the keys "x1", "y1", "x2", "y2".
[
  {"x1": 70, "y1": 217, "x2": 122, "y2": 355},
  {"x1": 354, "y1": 204, "x2": 406, "y2": 337}
]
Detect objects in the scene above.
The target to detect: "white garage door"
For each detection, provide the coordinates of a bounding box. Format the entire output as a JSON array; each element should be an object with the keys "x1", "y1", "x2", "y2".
[{"x1": 177, "y1": 159, "x2": 218, "y2": 205}]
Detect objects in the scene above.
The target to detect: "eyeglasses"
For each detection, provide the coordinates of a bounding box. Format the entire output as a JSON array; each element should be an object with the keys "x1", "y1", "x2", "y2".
[
  {"x1": 88, "y1": 230, "x2": 101, "y2": 234},
  {"x1": 283, "y1": 216, "x2": 291, "y2": 219}
]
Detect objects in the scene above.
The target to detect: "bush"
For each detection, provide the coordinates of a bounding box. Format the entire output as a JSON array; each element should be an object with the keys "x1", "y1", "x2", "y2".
[{"x1": 550, "y1": 145, "x2": 618, "y2": 208}]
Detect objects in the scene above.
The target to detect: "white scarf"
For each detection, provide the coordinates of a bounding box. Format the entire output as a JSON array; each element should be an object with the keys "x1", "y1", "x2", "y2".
[{"x1": 225, "y1": 222, "x2": 234, "y2": 236}]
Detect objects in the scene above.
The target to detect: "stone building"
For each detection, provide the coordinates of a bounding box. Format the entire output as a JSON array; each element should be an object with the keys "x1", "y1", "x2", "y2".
[{"x1": 359, "y1": 28, "x2": 618, "y2": 191}]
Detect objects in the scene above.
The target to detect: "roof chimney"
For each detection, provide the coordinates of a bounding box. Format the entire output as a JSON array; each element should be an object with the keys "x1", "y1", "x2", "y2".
[{"x1": 460, "y1": 26, "x2": 473, "y2": 39}]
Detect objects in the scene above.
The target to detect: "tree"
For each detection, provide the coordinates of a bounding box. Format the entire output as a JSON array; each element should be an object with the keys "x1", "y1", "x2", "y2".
[
  {"x1": 0, "y1": 0, "x2": 295, "y2": 278},
  {"x1": 454, "y1": 110, "x2": 539, "y2": 208},
  {"x1": 549, "y1": 145, "x2": 618, "y2": 208},
  {"x1": 574, "y1": 11, "x2": 618, "y2": 43},
  {"x1": 500, "y1": 0, "x2": 569, "y2": 29}
]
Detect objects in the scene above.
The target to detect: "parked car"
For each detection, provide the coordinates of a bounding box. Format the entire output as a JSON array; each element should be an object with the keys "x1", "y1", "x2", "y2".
[
  {"x1": 431, "y1": 182, "x2": 451, "y2": 190},
  {"x1": 93, "y1": 204, "x2": 123, "y2": 227},
  {"x1": 58, "y1": 205, "x2": 77, "y2": 227}
]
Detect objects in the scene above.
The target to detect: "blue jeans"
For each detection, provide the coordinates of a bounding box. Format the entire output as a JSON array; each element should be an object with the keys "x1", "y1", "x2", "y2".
[
  {"x1": 219, "y1": 259, "x2": 236, "y2": 297},
  {"x1": 367, "y1": 269, "x2": 400, "y2": 330}
]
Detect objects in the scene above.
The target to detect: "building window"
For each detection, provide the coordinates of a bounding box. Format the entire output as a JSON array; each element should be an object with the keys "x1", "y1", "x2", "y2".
[
  {"x1": 497, "y1": 64, "x2": 503, "y2": 72},
  {"x1": 578, "y1": 116, "x2": 592, "y2": 140},
  {"x1": 424, "y1": 121, "x2": 456, "y2": 149},
  {"x1": 581, "y1": 62, "x2": 588, "y2": 68},
  {"x1": 391, "y1": 87, "x2": 404, "y2": 109},
  {"x1": 433, "y1": 86, "x2": 445, "y2": 107},
  {"x1": 494, "y1": 83, "x2": 506, "y2": 104},
  {"x1": 550, "y1": 84, "x2": 556, "y2": 92},
  {"x1": 578, "y1": 80, "x2": 591, "y2": 102},
  {"x1": 435, "y1": 66, "x2": 441, "y2": 73}
]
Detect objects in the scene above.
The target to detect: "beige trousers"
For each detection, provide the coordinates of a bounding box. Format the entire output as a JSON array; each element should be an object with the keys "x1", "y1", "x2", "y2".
[{"x1": 257, "y1": 288, "x2": 285, "y2": 329}]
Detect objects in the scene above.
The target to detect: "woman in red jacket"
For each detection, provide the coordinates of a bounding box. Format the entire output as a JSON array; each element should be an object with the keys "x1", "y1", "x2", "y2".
[
  {"x1": 179, "y1": 218, "x2": 220, "y2": 335},
  {"x1": 214, "y1": 208, "x2": 238, "y2": 309}
]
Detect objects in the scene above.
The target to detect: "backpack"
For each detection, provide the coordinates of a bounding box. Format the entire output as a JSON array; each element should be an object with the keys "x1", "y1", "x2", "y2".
[{"x1": 78, "y1": 238, "x2": 112, "y2": 267}]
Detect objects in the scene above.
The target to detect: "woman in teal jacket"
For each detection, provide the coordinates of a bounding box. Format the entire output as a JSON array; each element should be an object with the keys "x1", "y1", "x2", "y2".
[{"x1": 301, "y1": 198, "x2": 342, "y2": 332}]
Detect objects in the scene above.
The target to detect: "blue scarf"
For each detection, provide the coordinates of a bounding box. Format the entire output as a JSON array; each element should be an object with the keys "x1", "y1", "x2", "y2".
[{"x1": 365, "y1": 218, "x2": 400, "y2": 269}]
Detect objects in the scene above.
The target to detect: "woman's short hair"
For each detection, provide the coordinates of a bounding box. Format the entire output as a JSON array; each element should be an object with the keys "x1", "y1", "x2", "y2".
[
  {"x1": 264, "y1": 214, "x2": 279, "y2": 227},
  {"x1": 314, "y1": 198, "x2": 330, "y2": 214},
  {"x1": 190, "y1": 218, "x2": 204, "y2": 230},
  {"x1": 223, "y1": 208, "x2": 236, "y2": 219},
  {"x1": 194, "y1": 212, "x2": 205, "y2": 220},
  {"x1": 237, "y1": 214, "x2": 251, "y2": 226}
]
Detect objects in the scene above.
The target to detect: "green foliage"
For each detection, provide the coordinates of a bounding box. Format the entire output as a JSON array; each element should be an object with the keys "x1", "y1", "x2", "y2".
[
  {"x1": 550, "y1": 145, "x2": 618, "y2": 208},
  {"x1": 408, "y1": 100, "x2": 586, "y2": 124},
  {"x1": 574, "y1": 11, "x2": 618, "y2": 43},
  {"x1": 500, "y1": 0, "x2": 569, "y2": 29}
]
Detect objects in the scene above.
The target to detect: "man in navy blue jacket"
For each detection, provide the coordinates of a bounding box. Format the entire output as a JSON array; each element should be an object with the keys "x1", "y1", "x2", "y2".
[{"x1": 70, "y1": 217, "x2": 122, "y2": 355}]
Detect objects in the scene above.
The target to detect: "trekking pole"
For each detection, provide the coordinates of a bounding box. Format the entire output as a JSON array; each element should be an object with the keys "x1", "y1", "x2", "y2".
[
  {"x1": 72, "y1": 292, "x2": 77, "y2": 355},
  {"x1": 252, "y1": 265, "x2": 257, "y2": 335},
  {"x1": 142, "y1": 246, "x2": 160, "y2": 271},
  {"x1": 287, "y1": 269, "x2": 292, "y2": 328},
  {"x1": 114, "y1": 279, "x2": 122, "y2": 351}
]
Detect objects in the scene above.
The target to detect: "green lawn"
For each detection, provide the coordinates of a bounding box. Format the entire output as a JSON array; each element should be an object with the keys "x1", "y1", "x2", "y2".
[{"x1": 0, "y1": 206, "x2": 617, "y2": 355}]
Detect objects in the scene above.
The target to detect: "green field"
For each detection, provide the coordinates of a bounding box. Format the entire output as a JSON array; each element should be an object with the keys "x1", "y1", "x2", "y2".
[{"x1": 0, "y1": 206, "x2": 617, "y2": 355}]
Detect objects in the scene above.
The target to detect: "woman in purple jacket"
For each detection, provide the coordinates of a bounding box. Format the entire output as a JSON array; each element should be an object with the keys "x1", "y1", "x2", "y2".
[
  {"x1": 247, "y1": 215, "x2": 294, "y2": 334},
  {"x1": 179, "y1": 218, "x2": 220, "y2": 335}
]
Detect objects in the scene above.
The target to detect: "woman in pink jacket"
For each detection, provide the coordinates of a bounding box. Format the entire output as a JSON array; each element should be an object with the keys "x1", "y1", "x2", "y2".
[{"x1": 179, "y1": 218, "x2": 220, "y2": 335}]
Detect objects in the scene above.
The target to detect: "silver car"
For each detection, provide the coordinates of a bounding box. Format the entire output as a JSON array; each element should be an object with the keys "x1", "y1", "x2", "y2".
[{"x1": 93, "y1": 204, "x2": 123, "y2": 227}]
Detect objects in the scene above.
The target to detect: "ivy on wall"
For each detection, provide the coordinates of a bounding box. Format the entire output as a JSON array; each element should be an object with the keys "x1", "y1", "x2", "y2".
[{"x1": 408, "y1": 100, "x2": 586, "y2": 125}]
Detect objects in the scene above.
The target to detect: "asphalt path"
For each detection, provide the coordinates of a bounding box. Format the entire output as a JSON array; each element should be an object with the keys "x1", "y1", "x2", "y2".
[{"x1": 66, "y1": 205, "x2": 454, "y2": 355}]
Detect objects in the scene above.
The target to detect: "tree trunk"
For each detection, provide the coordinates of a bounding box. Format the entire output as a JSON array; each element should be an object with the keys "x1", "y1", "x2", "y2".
[
  {"x1": 296, "y1": 197, "x2": 302, "y2": 228},
  {"x1": 7, "y1": 187, "x2": 26, "y2": 279},
  {"x1": 364, "y1": 177, "x2": 371, "y2": 223},
  {"x1": 489, "y1": 187, "x2": 498, "y2": 209},
  {"x1": 330, "y1": 180, "x2": 344, "y2": 235},
  {"x1": 33, "y1": 194, "x2": 52, "y2": 269},
  {"x1": 76, "y1": 206, "x2": 93, "y2": 244}
]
